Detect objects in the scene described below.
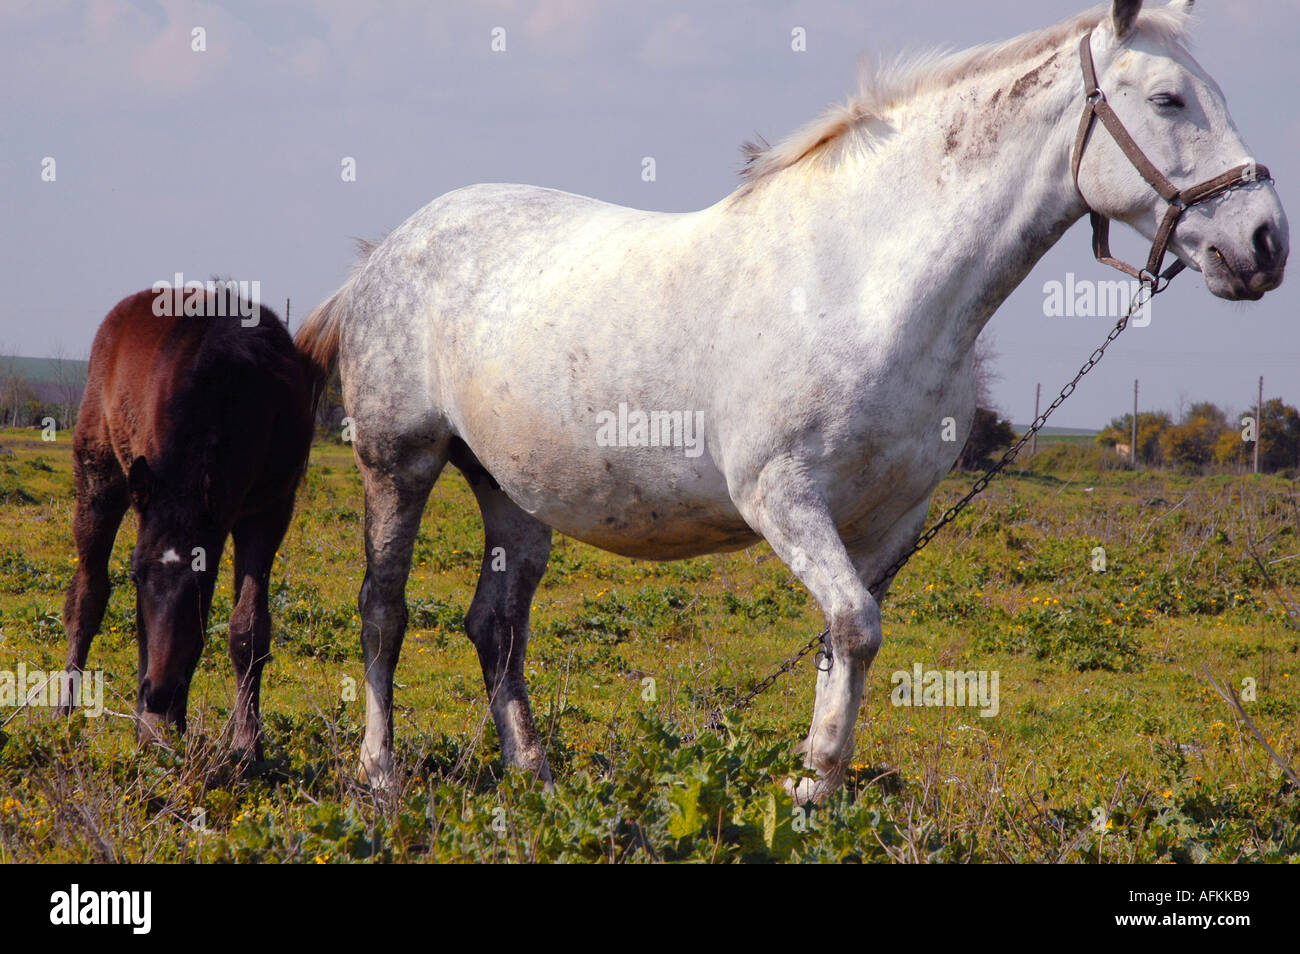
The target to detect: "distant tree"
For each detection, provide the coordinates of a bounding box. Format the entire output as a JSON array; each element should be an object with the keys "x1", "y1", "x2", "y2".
[
  {"x1": 972, "y1": 333, "x2": 1000, "y2": 409},
  {"x1": 0, "y1": 350, "x2": 20, "y2": 427},
  {"x1": 50, "y1": 343, "x2": 86, "y2": 431},
  {"x1": 1160, "y1": 402, "x2": 1229, "y2": 469},
  {"x1": 1097, "y1": 411, "x2": 1172, "y2": 465},
  {"x1": 1213, "y1": 424, "x2": 1252, "y2": 469},
  {"x1": 954, "y1": 334, "x2": 1016, "y2": 470},
  {"x1": 1257, "y1": 398, "x2": 1300, "y2": 473},
  {"x1": 316, "y1": 367, "x2": 345, "y2": 431}
]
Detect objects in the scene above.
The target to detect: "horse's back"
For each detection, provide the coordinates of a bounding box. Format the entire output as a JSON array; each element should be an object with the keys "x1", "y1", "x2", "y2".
[
  {"x1": 78, "y1": 289, "x2": 314, "y2": 511},
  {"x1": 342, "y1": 185, "x2": 757, "y2": 556}
]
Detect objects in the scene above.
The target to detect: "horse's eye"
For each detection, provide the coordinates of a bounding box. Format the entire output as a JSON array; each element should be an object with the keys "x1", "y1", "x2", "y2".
[{"x1": 1148, "y1": 93, "x2": 1185, "y2": 110}]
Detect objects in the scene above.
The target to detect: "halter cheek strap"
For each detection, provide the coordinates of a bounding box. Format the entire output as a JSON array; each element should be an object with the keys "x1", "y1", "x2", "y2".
[{"x1": 1070, "y1": 31, "x2": 1271, "y2": 289}]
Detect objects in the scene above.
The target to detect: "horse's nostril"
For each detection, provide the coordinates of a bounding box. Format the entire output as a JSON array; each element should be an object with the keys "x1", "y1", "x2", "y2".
[{"x1": 1253, "y1": 222, "x2": 1284, "y2": 271}]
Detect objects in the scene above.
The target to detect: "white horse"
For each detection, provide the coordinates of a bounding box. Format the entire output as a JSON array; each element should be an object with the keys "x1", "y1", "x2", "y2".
[{"x1": 298, "y1": 0, "x2": 1286, "y2": 802}]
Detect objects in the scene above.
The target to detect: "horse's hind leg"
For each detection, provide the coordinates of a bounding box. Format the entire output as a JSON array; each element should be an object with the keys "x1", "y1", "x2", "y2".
[
  {"x1": 227, "y1": 497, "x2": 295, "y2": 759},
  {"x1": 61, "y1": 441, "x2": 128, "y2": 709},
  {"x1": 355, "y1": 441, "x2": 442, "y2": 789},
  {"x1": 463, "y1": 477, "x2": 554, "y2": 785}
]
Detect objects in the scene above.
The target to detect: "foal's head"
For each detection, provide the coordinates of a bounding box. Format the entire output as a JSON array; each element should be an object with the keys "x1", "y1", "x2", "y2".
[
  {"x1": 127, "y1": 455, "x2": 220, "y2": 743},
  {"x1": 1073, "y1": 0, "x2": 1287, "y2": 299}
]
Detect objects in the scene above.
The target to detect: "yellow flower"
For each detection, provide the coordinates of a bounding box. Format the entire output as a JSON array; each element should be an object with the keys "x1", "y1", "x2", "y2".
[{"x1": 1161, "y1": 789, "x2": 1173, "y2": 798}]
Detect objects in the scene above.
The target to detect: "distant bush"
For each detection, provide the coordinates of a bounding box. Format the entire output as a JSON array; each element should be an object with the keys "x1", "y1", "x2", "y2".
[{"x1": 957, "y1": 408, "x2": 1017, "y2": 471}]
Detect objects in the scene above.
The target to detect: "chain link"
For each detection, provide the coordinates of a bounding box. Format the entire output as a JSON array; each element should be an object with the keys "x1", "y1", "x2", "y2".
[{"x1": 693, "y1": 279, "x2": 1159, "y2": 736}]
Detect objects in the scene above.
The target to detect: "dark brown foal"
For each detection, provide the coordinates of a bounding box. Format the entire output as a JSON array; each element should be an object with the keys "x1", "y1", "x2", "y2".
[{"x1": 62, "y1": 284, "x2": 318, "y2": 758}]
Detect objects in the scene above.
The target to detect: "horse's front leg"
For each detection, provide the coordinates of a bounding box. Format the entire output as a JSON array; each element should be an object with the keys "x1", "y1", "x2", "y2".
[
  {"x1": 61, "y1": 445, "x2": 129, "y2": 714},
  {"x1": 735, "y1": 463, "x2": 882, "y2": 803},
  {"x1": 228, "y1": 499, "x2": 293, "y2": 760}
]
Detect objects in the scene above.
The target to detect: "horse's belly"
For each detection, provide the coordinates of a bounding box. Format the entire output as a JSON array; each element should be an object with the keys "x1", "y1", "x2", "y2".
[
  {"x1": 557, "y1": 509, "x2": 759, "y2": 560},
  {"x1": 492, "y1": 454, "x2": 757, "y2": 560}
]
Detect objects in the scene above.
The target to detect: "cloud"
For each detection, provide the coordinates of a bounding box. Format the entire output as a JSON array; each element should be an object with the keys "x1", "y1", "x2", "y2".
[
  {"x1": 638, "y1": 12, "x2": 716, "y2": 70},
  {"x1": 525, "y1": 0, "x2": 608, "y2": 55}
]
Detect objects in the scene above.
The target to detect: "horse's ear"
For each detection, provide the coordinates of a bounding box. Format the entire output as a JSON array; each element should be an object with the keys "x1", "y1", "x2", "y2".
[
  {"x1": 1111, "y1": 0, "x2": 1143, "y2": 40},
  {"x1": 128, "y1": 456, "x2": 153, "y2": 511}
]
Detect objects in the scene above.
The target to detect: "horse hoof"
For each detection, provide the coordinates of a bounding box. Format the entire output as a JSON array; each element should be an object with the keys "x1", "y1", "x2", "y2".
[
  {"x1": 784, "y1": 775, "x2": 820, "y2": 805},
  {"x1": 136, "y1": 710, "x2": 173, "y2": 747},
  {"x1": 783, "y1": 770, "x2": 843, "y2": 805},
  {"x1": 357, "y1": 758, "x2": 396, "y2": 792}
]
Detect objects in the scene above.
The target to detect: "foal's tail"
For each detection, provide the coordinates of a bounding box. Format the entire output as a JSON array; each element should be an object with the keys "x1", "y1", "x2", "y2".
[{"x1": 295, "y1": 238, "x2": 378, "y2": 386}]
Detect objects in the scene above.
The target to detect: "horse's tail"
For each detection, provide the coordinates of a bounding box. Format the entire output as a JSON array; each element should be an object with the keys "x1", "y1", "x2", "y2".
[{"x1": 295, "y1": 239, "x2": 378, "y2": 402}]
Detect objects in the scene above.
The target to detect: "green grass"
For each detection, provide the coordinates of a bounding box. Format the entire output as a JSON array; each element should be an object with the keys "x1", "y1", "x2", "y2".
[{"x1": 0, "y1": 428, "x2": 1297, "y2": 862}]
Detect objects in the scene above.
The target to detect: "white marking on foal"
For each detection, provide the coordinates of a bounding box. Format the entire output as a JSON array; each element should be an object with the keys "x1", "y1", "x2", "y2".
[{"x1": 160, "y1": 548, "x2": 181, "y2": 565}]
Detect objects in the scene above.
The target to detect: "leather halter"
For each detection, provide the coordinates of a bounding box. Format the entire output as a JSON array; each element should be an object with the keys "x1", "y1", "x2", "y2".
[{"x1": 1070, "y1": 30, "x2": 1271, "y2": 289}]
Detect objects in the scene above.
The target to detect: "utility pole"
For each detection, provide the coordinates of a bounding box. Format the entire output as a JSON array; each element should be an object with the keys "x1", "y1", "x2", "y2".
[
  {"x1": 285, "y1": 297, "x2": 291, "y2": 332},
  {"x1": 1255, "y1": 375, "x2": 1263, "y2": 475},
  {"x1": 1132, "y1": 379, "x2": 1139, "y2": 468},
  {"x1": 1031, "y1": 383, "x2": 1041, "y2": 455}
]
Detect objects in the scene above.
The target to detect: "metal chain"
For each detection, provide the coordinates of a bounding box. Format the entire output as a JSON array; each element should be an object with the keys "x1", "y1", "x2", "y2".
[{"x1": 695, "y1": 279, "x2": 1160, "y2": 735}]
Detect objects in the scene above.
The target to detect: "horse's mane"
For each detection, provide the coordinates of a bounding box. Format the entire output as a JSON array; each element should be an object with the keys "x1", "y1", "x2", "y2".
[{"x1": 739, "y1": 4, "x2": 1194, "y2": 185}]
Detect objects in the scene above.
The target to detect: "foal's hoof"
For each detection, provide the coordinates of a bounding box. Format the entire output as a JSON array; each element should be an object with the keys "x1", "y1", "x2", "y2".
[
  {"x1": 136, "y1": 711, "x2": 176, "y2": 748},
  {"x1": 230, "y1": 741, "x2": 264, "y2": 766}
]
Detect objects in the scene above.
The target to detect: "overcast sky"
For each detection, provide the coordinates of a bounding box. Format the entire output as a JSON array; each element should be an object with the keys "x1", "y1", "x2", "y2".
[{"x1": 2, "y1": 0, "x2": 1296, "y2": 427}]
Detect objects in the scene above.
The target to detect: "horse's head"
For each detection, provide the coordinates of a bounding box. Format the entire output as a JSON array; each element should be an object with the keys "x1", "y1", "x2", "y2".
[
  {"x1": 1073, "y1": 0, "x2": 1287, "y2": 300},
  {"x1": 127, "y1": 455, "x2": 217, "y2": 743}
]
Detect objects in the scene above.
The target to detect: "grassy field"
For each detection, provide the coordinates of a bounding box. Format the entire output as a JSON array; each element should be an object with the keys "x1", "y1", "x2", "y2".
[{"x1": 0, "y1": 427, "x2": 1297, "y2": 863}]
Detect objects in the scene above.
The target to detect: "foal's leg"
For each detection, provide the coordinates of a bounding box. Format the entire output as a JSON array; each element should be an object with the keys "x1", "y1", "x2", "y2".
[
  {"x1": 464, "y1": 481, "x2": 553, "y2": 784},
  {"x1": 355, "y1": 443, "x2": 442, "y2": 789},
  {"x1": 61, "y1": 445, "x2": 129, "y2": 709},
  {"x1": 227, "y1": 498, "x2": 295, "y2": 759},
  {"x1": 734, "y1": 463, "x2": 882, "y2": 803}
]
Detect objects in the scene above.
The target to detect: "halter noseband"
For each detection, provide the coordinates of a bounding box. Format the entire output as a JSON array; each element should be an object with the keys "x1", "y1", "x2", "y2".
[{"x1": 1070, "y1": 30, "x2": 1271, "y2": 289}]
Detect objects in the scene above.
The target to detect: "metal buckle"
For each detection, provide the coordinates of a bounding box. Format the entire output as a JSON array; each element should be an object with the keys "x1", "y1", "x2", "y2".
[
  {"x1": 814, "y1": 631, "x2": 834, "y2": 672},
  {"x1": 1087, "y1": 88, "x2": 1106, "y2": 105}
]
